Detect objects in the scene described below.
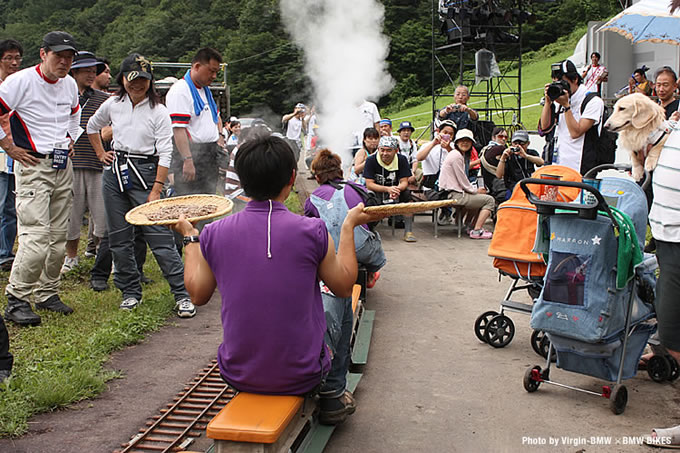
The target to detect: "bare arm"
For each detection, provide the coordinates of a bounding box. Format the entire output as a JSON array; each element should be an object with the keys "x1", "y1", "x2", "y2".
[
  {"x1": 353, "y1": 150, "x2": 368, "y2": 174},
  {"x1": 148, "y1": 166, "x2": 168, "y2": 202},
  {"x1": 416, "y1": 137, "x2": 440, "y2": 161},
  {"x1": 282, "y1": 112, "x2": 296, "y2": 123},
  {"x1": 539, "y1": 84, "x2": 554, "y2": 132},
  {"x1": 172, "y1": 219, "x2": 217, "y2": 305},
  {"x1": 564, "y1": 112, "x2": 595, "y2": 139},
  {"x1": 173, "y1": 128, "x2": 196, "y2": 181}
]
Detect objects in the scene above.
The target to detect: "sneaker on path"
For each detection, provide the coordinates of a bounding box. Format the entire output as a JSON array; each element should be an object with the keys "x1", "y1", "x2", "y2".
[
  {"x1": 403, "y1": 232, "x2": 417, "y2": 243},
  {"x1": 469, "y1": 229, "x2": 493, "y2": 239},
  {"x1": 60, "y1": 256, "x2": 79, "y2": 274},
  {"x1": 120, "y1": 297, "x2": 140, "y2": 310},
  {"x1": 176, "y1": 298, "x2": 196, "y2": 318},
  {"x1": 35, "y1": 295, "x2": 74, "y2": 314}
]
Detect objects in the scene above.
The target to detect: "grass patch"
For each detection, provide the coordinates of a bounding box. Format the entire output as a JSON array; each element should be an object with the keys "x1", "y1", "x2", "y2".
[
  {"x1": 285, "y1": 188, "x2": 303, "y2": 214},
  {"x1": 384, "y1": 26, "x2": 587, "y2": 137},
  {"x1": 0, "y1": 238, "x2": 175, "y2": 437}
]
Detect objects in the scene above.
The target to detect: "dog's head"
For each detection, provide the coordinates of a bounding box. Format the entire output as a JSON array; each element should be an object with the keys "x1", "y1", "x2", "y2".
[{"x1": 605, "y1": 93, "x2": 665, "y2": 132}]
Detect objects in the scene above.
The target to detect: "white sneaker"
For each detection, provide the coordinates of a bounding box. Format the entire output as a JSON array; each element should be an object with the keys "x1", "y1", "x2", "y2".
[
  {"x1": 120, "y1": 297, "x2": 140, "y2": 310},
  {"x1": 60, "y1": 256, "x2": 79, "y2": 274},
  {"x1": 176, "y1": 298, "x2": 196, "y2": 318}
]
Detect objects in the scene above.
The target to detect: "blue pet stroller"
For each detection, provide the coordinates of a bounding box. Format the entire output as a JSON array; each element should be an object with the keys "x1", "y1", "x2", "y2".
[{"x1": 519, "y1": 164, "x2": 657, "y2": 414}]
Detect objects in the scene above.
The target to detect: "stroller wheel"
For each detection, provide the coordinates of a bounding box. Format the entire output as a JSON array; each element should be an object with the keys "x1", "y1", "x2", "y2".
[
  {"x1": 530, "y1": 330, "x2": 556, "y2": 362},
  {"x1": 527, "y1": 283, "x2": 542, "y2": 300},
  {"x1": 484, "y1": 315, "x2": 515, "y2": 348},
  {"x1": 648, "y1": 355, "x2": 672, "y2": 383},
  {"x1": 667, "y1": 355, "x2": 679, "y2": 382},
  {"x1": 523, "y1": 366, "x2": 542, "y2": 393},
  {"x1": 609, "y1": 384, "x2": 628, "y2": 415},
  {"x1": 474, "y1": 311, "x2": 498, "y2": 343}
]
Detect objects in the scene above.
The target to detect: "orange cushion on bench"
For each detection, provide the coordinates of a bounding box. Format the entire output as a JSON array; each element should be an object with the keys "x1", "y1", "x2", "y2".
[
  {"x1": 352, "y1": 284, "x2": 361, "y2": 314},
  {"x1": 207, "y1": 392, "x2": 303, "y2": 443}
]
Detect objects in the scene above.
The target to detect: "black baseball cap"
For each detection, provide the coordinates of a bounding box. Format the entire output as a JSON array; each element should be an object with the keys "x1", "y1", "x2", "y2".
[
  {"x1": 551, "y1": 59, "x2": 579, "y2": 80},
  {"x1": 120, "y1": 53, "x2": 153, "y2": 82},
  {"x1": 42, "y1": 31, "x2": 78, "y2": 53}
]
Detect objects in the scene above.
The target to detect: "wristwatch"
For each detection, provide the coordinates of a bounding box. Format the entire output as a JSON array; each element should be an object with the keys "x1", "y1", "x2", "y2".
[
  {"x1": 182, "y1": 155, "x2": 193, "y2": 161},
  {"x1": 182, "y1": 235, "x2": 200, "y2": 246}
]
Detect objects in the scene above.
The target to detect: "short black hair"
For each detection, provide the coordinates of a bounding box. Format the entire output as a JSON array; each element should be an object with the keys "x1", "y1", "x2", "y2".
[
  {"x1": 363, "y1": 127, "x2": 379, "y2": 139},
  {"x1": 655, "y1": 66, "x2": 677, "y2": 82},
  {"x1": 234, "y1": 135, "x2": 297, "y2": 201},
  {"x1": 192, "y1": 47, "x2": 223, "y2": 65},
  {"x1": 634, "y1": 68, "x2": 647, "y2": 78},
  {"x1": 491, "y1": 126, "x2": 506, "y2": 137},
  {"x1": 591, "y1": 52, "x2": 600, "y2": 60},
  {"x1": 0, "y1": 39, "x2": 23, "y2": 58}
]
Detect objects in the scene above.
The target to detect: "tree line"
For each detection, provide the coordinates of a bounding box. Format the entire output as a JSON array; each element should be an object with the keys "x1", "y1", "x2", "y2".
[{"x1": 0, "y1": 0, "x2": 621, "y2": 116}]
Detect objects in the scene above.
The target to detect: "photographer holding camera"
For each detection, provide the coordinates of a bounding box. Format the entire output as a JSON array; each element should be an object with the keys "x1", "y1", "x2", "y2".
[
  {"x1": 438, "y1": 85, "x2": 478, "y2": 131},
  {"x1": 496, "y1": 130, "x2": 544, "y2": 199},
  {"x1": 539, "y1": 59, "x2": 604, "y2": 174}
]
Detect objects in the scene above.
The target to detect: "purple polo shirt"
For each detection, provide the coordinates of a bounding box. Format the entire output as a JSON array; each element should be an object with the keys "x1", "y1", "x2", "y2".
[
  {"x1": 200, "y1": 200, "x2": 331, "y2": 395},
  {"x1": 304, "y1": 180, "x2": 369, "y2": 230}
]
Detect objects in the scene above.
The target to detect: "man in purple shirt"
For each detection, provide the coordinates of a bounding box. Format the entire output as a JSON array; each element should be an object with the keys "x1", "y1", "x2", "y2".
[{"x1": 174, "y1": 135, "x2": 379, "y2": 425}]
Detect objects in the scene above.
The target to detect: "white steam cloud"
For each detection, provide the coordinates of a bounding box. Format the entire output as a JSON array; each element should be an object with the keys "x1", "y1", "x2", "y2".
[{"x1": 280, "y1": 0, "x2": 394, "y2": 169}]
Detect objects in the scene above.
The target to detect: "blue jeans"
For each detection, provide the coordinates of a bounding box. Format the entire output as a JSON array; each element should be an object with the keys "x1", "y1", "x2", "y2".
[
  {"x1": 0, "y1": 172, "x2": 16, "y2": 263},
  {"x1": 102, "y1": 160, "x2": 188, "y2": 302},
  {"x1": 319, "y1": 293, "x2": 354, "y2": 399},
  {"x1": 356, "y1": 230, "x2": 386, "y2": 274}
]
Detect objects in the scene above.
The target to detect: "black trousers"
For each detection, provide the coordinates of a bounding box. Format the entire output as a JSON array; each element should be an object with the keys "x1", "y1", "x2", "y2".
[{"x1": 0, "y1": 314, "x2": 13, "y2": 372}]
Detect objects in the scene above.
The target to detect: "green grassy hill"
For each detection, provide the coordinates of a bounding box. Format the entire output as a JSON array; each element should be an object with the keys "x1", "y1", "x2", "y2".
[{"x1": 384, "y1": 26, "x2": 587, "y2": 139}]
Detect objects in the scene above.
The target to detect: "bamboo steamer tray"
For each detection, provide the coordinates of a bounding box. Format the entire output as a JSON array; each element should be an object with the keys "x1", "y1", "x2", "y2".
[
  {"x1": 363, "y1": 199, "x2": 459, "y2": 216},
  {"x1": 125, "y1": 194, "x2": 233, "y2": 226}
]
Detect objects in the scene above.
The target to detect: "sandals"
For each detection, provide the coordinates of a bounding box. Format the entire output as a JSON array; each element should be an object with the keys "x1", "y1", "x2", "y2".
[{"x1": 643, "y1": 425, "x2": 680, "y2": 449}]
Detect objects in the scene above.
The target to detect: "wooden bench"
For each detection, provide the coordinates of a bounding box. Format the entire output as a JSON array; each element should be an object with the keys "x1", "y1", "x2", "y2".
[
  {"x1": 207, "y1": 393, "x2": 312, "y2": 453},
  {"x1": 207, "y1": 285, "x2": 368, "y2": 453}
]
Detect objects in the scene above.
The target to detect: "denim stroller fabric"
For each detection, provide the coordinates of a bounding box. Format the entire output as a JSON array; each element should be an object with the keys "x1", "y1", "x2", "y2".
[
  {"x1": 598, "y1": 177, "x2": 648, "y2": 249},
  {"x1": 548, "y1": 322, "x2": 656, "y2": 381},
  {"x1": 530, "y1": 176, "x2": 653, "y2": 343}
]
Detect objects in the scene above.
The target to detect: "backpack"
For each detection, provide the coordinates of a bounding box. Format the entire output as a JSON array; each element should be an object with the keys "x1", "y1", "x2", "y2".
[
  {"x1": 327, "y1": 180, "x2": 381, "y2": 230},
  {"x1": 580, "y1": 92, "x2": 617, "y2": 175}
]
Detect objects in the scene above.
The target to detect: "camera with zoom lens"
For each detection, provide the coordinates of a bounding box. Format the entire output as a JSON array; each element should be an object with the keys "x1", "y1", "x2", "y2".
[
  {"x1": 547, "y1": 80, "x2": 569, "y2": 101},
  {"x1": 510, "y1": 146, "x2": 522, "y2": 154}
]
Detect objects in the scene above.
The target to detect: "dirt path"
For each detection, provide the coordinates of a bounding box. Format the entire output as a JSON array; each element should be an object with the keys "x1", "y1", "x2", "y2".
[{"x1": 0, "y1": 292, "x2": 223, "y2": 453}]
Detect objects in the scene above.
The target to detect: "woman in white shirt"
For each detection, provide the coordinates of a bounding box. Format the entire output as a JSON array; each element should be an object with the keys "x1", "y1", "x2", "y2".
[{"x1": 87, "y1": 53, "x2": 194, "y2": 317}]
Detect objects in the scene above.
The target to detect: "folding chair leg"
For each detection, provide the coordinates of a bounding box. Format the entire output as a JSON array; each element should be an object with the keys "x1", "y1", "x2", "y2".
[{"x1": 434, "y1": 208, "x2": 439, "y2": 238}]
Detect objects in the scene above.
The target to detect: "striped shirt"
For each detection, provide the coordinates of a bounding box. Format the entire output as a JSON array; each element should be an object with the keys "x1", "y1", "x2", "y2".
[
  {"x1": 72, "y1": 88, "x2": 109, "y2": 171},
  {"x1": 650, "y1": 127, "x2": 680, "y2": 242}
]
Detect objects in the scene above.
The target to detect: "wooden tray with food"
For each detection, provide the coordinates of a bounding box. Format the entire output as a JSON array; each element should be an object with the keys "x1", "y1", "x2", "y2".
[
  {"x1": 363, "y1": 199, "x2": 459, "y2": 216},
  {"x1": 125, "y1": 194, "x2": 234, "y2": 226}
]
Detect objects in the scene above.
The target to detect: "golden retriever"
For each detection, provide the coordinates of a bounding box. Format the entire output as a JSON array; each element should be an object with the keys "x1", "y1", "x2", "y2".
[{"x1": 604, "y1": 92, "x2": 668, "y2": 181}]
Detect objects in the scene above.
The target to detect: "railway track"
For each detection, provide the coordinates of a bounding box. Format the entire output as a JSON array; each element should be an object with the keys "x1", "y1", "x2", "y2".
[{"x1": 116, "y1": 360, "x2": 233, "y2": 453}]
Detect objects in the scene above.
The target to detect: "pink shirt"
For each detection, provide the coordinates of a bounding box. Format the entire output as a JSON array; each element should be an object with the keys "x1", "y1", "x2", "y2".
[{"x1": 438, "y1": 149, "x2": 476, "y2": 194}]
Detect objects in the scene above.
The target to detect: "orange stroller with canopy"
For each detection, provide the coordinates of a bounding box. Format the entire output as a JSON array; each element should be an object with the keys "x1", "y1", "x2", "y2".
[{"x1": 474, "y1": 165, "x2": 581, "y2": 352}]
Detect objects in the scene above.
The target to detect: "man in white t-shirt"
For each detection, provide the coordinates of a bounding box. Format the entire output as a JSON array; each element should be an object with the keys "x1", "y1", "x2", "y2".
[
  {"x1": 350, "y1": 100, "x2": 380, "y2": 152},
  {"x1": 0, "y1": 31, "x2": 81, "y2": 324},
  {"x1": 541, "y1": 59, "x2": 604, "y2": 174},
  {"x1": 166, "y1": 47, "x2": 225, "y2": 196},
  {"x1": 282, "y1": 103, "x2": 307, "y2": 161}
]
